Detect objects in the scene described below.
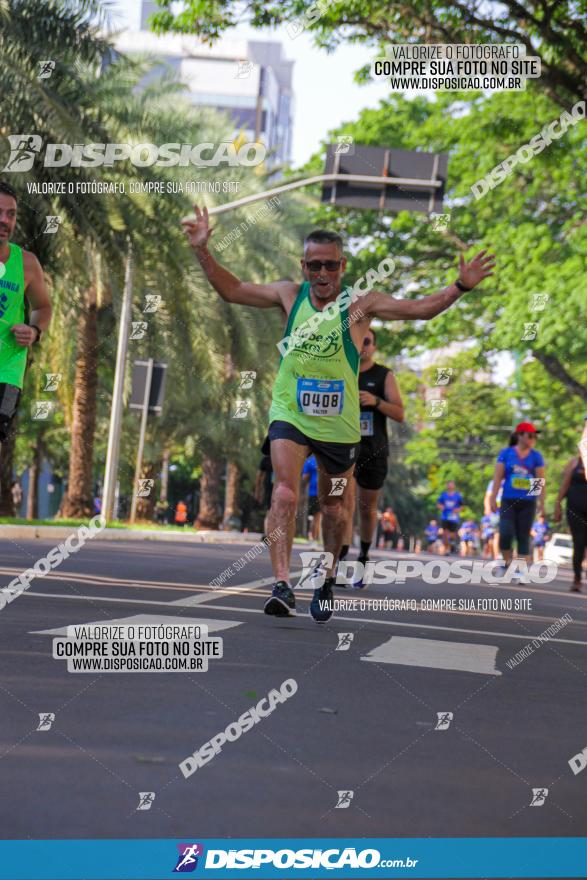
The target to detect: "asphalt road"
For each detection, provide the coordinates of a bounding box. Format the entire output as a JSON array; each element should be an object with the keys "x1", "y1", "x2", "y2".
[{"x1": 1, "y1": 535, "x2": 586, "y2": 851}]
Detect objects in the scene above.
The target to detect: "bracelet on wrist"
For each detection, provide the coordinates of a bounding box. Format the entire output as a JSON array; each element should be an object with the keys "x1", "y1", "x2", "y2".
[{"x1": 455, "y1": 279, "x2": 473, "y2": 292}]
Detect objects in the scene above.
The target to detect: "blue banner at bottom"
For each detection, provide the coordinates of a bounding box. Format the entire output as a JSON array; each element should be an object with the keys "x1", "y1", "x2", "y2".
[{"x1": 0, "y1": 837, "x2": 586, "y2": 879}]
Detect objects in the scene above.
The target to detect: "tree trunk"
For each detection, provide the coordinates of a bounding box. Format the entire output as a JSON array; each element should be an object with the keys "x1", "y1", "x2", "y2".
[
  {"x1": 26, "y1": 435, "x2": 43, "y2": 520},
  {"x1": 195, "y1": 456, "x2": 223, "y2": 529},
  {"x1": 159, "y1": 448, "x2": 170, "y2": 504},
  {"x1": 0, "y1": 423, "x2": 17, "y2": 516},
  {"x1": 59, "y1": 295, "x2": 98, "y2": 518},
  {"x1": 136, "y1": 461, "x2": 157, "y2": 521},
  {"x1": 533, "y1": 351, "x2": 587, "y2": 403},
  {"x1": 222, "y1": 459, "x2": 240, "y2": 528}
]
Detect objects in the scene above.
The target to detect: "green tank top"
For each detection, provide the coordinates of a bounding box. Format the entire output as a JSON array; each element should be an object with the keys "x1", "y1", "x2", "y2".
[
  {"x1": 0, "y1": 244, "x2": 26, "y2": 389},
  {"x1": 269, "y1": 281, "x2": 360, "y2": 443}
]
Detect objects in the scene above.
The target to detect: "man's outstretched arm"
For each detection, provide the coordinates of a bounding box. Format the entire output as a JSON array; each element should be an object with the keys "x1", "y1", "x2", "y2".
[
  {"x1": 183, "y1": 205, "x2": 294, "y2": 308},
  {"x1": 363, "y1": 250, "x2": 496, "y2": 321}
]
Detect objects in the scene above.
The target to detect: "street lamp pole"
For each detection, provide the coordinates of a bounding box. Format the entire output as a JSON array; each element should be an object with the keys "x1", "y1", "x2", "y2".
[{"x1": 102, "y1": 239, "x2": 133, "y2": 521}]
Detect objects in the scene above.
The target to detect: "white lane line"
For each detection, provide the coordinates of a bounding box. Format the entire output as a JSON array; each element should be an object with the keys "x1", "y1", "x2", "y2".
[
  {"x1": 21, "y1": 571, "x2": 289, "y2": 611},
  {"x1": 169, "y1": 571, "x2": 303, "y2": 606},
  {"x1": 168, "y1": 603, "x2": 587, "y2": 648},
  {"x1": 24, "y1": 592, "x2": 208, "y2": 609},
  {"x1": 20, "y1": 594, "x2": 587, "y2": 648},
  {"x1": 31, "y1": 612, "x2": 242, "y2": 636},
  {"x1": 361, "y1": 636, "x2": 502, "y2": 676},
  {"x1": 0, "y1": 566, "x2": 210, "y2": 593}
]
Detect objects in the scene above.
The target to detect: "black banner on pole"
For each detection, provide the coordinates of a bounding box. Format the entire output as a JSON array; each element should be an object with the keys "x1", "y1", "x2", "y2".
[
  {"x1": 129, "y1": 361, "x2": 167, "y2": 415},
  {"x1": 322, "y1": 144, "x2": 448, "y2": 213}
]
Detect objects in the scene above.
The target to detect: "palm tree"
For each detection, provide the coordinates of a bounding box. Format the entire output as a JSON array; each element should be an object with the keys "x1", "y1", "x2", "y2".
[
  {"x1": 2, "y1": 1, "x2": 308, "y2": 525},
  {"x1": 0, "y1": 0, "x2": 122, "y2": 515}
]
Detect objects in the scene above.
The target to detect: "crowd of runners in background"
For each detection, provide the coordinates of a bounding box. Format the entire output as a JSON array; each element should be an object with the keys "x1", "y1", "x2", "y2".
[{"x1": 255, "y1": 415, "x2": 587, "y2": 593}]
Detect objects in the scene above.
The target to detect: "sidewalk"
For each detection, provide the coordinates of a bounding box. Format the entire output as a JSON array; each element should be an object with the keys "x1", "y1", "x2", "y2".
[{"x1": 0, "y1": 524, "x2": 323, "y2": 545}]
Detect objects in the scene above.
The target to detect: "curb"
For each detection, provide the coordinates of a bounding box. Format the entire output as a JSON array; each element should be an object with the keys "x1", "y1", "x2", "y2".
[
  {"x1": 0, "y1": 525, "x2": 323, "y2": 546},
  {"x1": 0, "y1": 525, "x2": 264, "y2": 543}
]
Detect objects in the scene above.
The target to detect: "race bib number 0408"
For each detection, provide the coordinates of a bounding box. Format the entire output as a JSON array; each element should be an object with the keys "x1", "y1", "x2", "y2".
[{"x1": 296, "y1": 378, "x2": 344, "y2": 417}]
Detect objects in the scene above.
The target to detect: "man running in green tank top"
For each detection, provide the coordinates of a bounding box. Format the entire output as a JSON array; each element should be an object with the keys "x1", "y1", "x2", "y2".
[
  {"x1": 184, "y1": 205, "x2": 495, "y2": 624},
  {"x1": 0, "y1": 182, "x2": 52, "y2": 447}
]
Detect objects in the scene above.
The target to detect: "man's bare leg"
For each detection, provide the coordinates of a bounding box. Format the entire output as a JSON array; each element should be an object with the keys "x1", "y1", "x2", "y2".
[
  {"x1": 318, "y1": 464, "x2": 355, "y2": 577},
  {"x1": 267, "y1": 438, "x2": 308, "y2": 583},
  {"x1": 357, "y1": 486, "x2": 379, "y2": 546},
  {"x1": 340, "y1": 476, "x2": 356, "y2": 556}
]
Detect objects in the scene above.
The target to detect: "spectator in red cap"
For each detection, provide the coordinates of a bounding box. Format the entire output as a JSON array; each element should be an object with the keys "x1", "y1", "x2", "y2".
[{"x1": 489, "y1": 422, "x2": 545, "y2": 582}]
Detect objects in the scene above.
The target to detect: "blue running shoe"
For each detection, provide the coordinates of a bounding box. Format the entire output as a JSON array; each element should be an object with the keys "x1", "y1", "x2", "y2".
[
  {"x1": 309, "y1": 577, "x2": 335, "y2": 624},
  {"x1": 352, "y1": 556, "x2": 369, "y2": 589},
  {"x1": 264, "y1": 581, "x2": 296, "y2": 617}
]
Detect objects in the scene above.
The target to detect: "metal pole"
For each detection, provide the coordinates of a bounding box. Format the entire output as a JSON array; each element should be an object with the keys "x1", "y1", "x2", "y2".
[
  {"x1": 102, "y1": 240, "x2": 133, "y2": 521},
  {"x1": 130, "y1": 357, "x2": 153, "y2": 524}
]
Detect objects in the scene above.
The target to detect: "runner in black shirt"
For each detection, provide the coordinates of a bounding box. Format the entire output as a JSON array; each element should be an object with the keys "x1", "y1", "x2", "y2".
[
  {"x1": 339, "y1": 327, "x2": 404, "y2": 587},
  {"x1": 555, "y1": 419, "x2": 587, "y2": 591}
]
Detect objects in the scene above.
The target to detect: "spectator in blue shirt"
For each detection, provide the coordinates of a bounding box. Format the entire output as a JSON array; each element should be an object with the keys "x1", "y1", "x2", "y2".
[
  {"x1": 425, "y1": 519, "x2": 439, "y2": 553},
  {"x1": 459, "y1": 518, "x2": 477, "y2": 557},
  {"x1": 481, "y1": 513, "x2": 498, "y2": 559},
  {"x1": 531, "y1": 514, "x2": 550, "y2": 561},
  {"x1": 489, "y1": 422, "x2": 546, "y2": 580},
  {"x1": 437, "y1": 481, "x2": 464, "y2": 554}
]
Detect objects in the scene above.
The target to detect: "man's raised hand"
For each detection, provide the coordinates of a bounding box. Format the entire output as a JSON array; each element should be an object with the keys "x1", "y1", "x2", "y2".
[
  {"x1": 182, "y1": 204, "x2": 213, "y2": 250},
  {"x1": 458, "y1": 249, "x2": 496, "y2": 290}
]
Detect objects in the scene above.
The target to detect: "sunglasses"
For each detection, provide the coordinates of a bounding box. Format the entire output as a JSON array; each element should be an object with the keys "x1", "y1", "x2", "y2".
[{"x1": 304, "y1": 260, "x2": 342, "y2": 272}]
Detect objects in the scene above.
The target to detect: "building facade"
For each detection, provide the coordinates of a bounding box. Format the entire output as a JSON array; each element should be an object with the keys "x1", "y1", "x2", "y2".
[{"x1": 115, "y1": 2, "x2": 294, "y2": 166}]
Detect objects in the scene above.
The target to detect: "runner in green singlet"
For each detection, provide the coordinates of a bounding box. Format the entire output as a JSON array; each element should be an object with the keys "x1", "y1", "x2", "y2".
[
  {"x1": 183, "y1": 204, "x2": 495, "y2": 623},
  {"x1": 0, "y1": 182, "x2": 52, "y2": 448}
]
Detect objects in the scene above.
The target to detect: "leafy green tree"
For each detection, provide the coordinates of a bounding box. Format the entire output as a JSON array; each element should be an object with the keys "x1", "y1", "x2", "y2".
[
  {"x1": 148, "y1": 0, "x2": 586, "y2": 110},
  {"x1": 291, "y1": 88, "x2": 586, "y2": 401}
]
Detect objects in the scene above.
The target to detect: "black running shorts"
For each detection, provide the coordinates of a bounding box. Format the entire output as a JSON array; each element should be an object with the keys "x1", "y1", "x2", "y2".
[
  {"x1": 265, "y1": 420, "x2": 360, "y2": 475},
  {"x1": 354, "y1": 449, "x2": 388, "y2": 490},
  {"x1": 0, "y1": 383, "x2": 21, "y2": 442}
]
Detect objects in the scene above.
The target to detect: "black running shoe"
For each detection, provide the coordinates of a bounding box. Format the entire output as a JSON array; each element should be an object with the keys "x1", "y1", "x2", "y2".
[
  {"x1": 309, "y1": 576, "x2": 335, "y2": 624},
  {"x1": 264, "y1": 581, "x2": 296, "y2": 617}
]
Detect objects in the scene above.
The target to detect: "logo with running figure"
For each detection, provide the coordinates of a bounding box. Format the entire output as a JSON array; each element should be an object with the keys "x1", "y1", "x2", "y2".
[
  {"x1": 435, "y1": 712, "x2": 454, "y2": 731},
  {"x1": 521, "y1": 322, "x2": 539, "y2": 341},
  {"x1": 136, "y1": 792, "x2": 155, "y2": 811},
  {"x1": 528, "y1": 477, "x2": 545, "y2": 497},
  {"x1": 530, "y1": 787, "x2": 548, "y2": 806},
  {"x1": 36, "y1": 712, "x2": 55, "y2": 731},
  {"x1": 173, "y1": 843, "x2": 204, "y2": 872},
  {"x1": 38, "y1": 60, "x2": 56, "y2": 80},
  {"x1": 298, "y1": 551, "x2": 334, "y2": 588},
  {"x1": 143, "y1": 294, "x2": 162, "y2": 313},
  {"x1": 335, "y1": 136, "x2": 355, "y2": 156},
  {"x1": 2, "y1": 134, "x2": 42, "y2": 172}
]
